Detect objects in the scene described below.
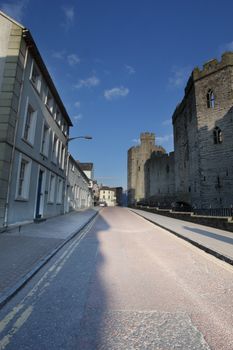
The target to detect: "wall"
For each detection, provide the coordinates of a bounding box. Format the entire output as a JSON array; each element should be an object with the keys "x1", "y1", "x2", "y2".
[{"x1": 144, "y1": 152, "x2": 175, "y2": 205}]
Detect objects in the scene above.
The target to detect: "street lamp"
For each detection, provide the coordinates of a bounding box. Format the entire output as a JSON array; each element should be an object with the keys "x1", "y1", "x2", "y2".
[{"x1": 67, "y1": 135, "x2": 92, "y2": 143}]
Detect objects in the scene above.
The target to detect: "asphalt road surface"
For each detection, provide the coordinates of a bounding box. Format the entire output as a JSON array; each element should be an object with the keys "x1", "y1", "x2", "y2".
[{"x1": 0, "y1": 207, "x2": 233, "y2": 350}]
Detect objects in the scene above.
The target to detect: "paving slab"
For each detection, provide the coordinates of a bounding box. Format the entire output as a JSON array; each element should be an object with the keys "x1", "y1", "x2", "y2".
[
  {"x1": 0, "y1": 208, "x2": 99, "y2": 306},
  {"x1": 130, "y1": 208, "x2": 233, "y2": 264}
]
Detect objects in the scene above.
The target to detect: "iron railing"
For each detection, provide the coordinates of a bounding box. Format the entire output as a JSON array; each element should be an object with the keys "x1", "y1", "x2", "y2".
[{"x1": 193, "y1": 208, "x2": 233, "y2": 217}]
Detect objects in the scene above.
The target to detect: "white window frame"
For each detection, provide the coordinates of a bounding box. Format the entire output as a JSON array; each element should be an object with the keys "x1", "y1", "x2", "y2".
[
  {"x1": 30, "y1": 60, "x2": 42, "y2": 93},
  {"x1": 51, "y1": 133, "x2": 59, "y2": 164},
  {"x1": 45, "y1": 89, "x2": 54, "y2": 114},
  {"x1": 41, "y1": 122, "x2": 50, "y2": 157},
  {"x1": 57, "y1": 178, "x2": 63, "y2": 204},
  {"x1": 15, "y1": 154, "x2": 32, "y2": 201},
  {"x1": 48, "y1": 173, "x2": 56, "y2": 203},
  {"x1": 22, "y1": 98, "x2": 37, "y2": 146}
]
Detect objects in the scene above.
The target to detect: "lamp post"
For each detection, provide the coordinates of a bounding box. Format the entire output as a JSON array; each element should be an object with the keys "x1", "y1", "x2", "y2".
[
  {"x1": 67, "y1": 135, "x2": 92, "y2": 144},
  {"x1": 64, "y1": 135, "x2": 92, "y2": 214}
]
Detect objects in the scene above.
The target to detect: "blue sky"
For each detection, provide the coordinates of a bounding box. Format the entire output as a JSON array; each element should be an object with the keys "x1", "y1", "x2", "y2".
[{"x1": 1, "y1": 0, "x2": 233, "y2": 189}]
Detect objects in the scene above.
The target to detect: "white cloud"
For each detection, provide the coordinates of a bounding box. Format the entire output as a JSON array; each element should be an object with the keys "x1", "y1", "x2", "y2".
[
  {"x1": 52, "y1": 51, "x2": 66, "y2": 59},
  {"x1": 168, "y1": 66, "x2": 191, "y2": 88},
  {"x1": 125, "y1": 65, "x2": 135, "y2": 75},
  {"x1": 73, "y1": 114, "x2": 83, "y2": 121},
  {"x1": 67, "y1": 54, "x2": 80, "y2": 66},
  {"x1": 221, "y1": 41, "x2": 233, "y2": 52},
  {"x1": 162, "y1": 119, "x2": 172, "y2": 126},
  {"x1": 156, "y1": 134, "x2": 173, "y2": 143},
  {"x1": 104, "y1": 86, "x2": 129, "y2": 100},
  {"x1": 74, "y1": 75, "x2": 100, "y2": 89},
  {"x1": 74, "y1": 101, "x2": 81, "y2": 108},
  {"x1": 132, "y1": 138, "x2": 140, "y2": 144},
  {"x1": 62, "y1": 6, "x2": 74, "y2": 28},
  {"x1": 0, "y1": 0, "x2": 28, "y2": 22}
]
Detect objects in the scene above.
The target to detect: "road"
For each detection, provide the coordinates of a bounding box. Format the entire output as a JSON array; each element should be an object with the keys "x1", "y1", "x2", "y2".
[{"x1": 0, "y1": 207, "x2": 233, "y2": 349}]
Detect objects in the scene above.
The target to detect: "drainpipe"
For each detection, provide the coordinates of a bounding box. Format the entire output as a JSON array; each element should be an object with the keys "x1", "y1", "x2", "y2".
[{"x1": 3, "y1": 45, "x2": 29, "y2": 229}]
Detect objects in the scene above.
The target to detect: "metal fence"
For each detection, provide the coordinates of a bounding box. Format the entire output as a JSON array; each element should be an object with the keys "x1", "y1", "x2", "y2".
[{"x1": 193, "y1": 208, "x2": 233, "y2": 217}]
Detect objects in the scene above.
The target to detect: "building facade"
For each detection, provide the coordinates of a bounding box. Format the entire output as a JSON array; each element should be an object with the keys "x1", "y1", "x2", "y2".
[
  {"x1": 99, "y1": 187, "x2": 116, "y2": 207},
  {"x1": 0, "y1": 11, "x2": 91, "y2": 230},
  {"x1": 127, "y1": 132, "x2": 165, "y2": 205},
  {"x1": 173, "y1": 52, "x2": 233, "y2": 209},
  {"x1": 65, "y1": 155, "x2": 92, "y2": 212}
]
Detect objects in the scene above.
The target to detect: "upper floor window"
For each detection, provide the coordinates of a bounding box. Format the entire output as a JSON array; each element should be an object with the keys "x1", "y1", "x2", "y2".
[
  {"x1": 31, "y1": 62, "x2": 41, "y2": 93},
  {"x1": 207, "y1": 89, "x2": 215, "y2": 108},
  {"x1": 46, "y1": 90, "x2": 54, "y2": 114},
  {"x1": 213, "y1": 127, "x2": 222, "y2": 144},
  {"x1": 23, "y1": 102, "x2": 37, "y2": 145},
  {"x1": 48, "y1": 173, "x2": 56, "y2": 203},
  {"x1": 41, "y1": 123, "x2": 50, "y2": 157},
  {"x1": 16, "y1": 155, "x2": 31, "y2": 200},
  {"x1": 52, "y1": 134, "x2": 59, "y2": 164}
]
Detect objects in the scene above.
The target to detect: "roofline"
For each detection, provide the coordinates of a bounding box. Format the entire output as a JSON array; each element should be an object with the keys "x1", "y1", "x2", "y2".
[
  {"x1": 22, "y1": 30, "x2": 73, "y2": 127},
  {"x1": 0, "y1": 10, "x2": 24, "y2": 29},
  {"x1": 69, "y1": 154, "x2": 91, "y2": 183}
]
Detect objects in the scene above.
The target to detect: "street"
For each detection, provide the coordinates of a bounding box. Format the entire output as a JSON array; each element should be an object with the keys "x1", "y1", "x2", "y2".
[{"x1": 0, "y1": 207, "x2": 233, "y2": 349}]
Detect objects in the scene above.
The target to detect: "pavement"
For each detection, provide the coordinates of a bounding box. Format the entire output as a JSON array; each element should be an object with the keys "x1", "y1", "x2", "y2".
[
  {"x1": 0, "y1": 207, "x2": 99, "y2": 307},
  {"x1": 130, "y1": 208, "x2": 233, "y2": 265}
]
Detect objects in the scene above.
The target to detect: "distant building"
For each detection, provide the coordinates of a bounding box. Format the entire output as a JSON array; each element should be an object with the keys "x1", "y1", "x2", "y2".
[
  {"x1": 127, "y1": 132, "x2": 165, "y2": 205},
  {"x1": 65, "y1": 155, "x2": 92, "y2": 212},
  {"x1": 99, "y1": 186, "x2": 116, "y2": 206}
]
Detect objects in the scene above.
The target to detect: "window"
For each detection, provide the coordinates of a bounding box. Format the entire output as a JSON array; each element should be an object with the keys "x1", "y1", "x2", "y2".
[
  {"x1": 46, "y1": 90, "x2": 54, "y2": 114},
  {"x1": 213, "y1": 127, "x2": 222, "y2": 144},
  {"x1": 52, "y1": 134, "x2": 59, "y2": 163},
  {"x1": 207, "y1": 89, "x2": 215, "y2": 108},
  {"x1": 57, "y1": 179, "x2": 63, "y2": 204},
  {"x1": 23, "y1": 102, "x2": 37, "y2": 145},
  {"x1": 48, "y1": 174, "x2": 56, "y2": 202},
  {"x1": 41, "y1": 124, "x2": 50, "y2": 156},
  {"x1": 61, "y1": 145, "x2": 66, "y2": 170},
  {"x1": 31, "y1": 62, "x2": 41, "y2": 93},
  {"x1": 16, "y1": 156, "x2": 31, "y2": 200}
]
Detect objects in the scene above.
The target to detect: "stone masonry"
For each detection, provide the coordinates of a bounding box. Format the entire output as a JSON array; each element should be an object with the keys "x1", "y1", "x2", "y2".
[
  {"x1": 127, "y1": 132, "x2": 165, "y2": 205},
  {"x1": 128, "y1": 52, "x2": 233, "y2": 209}
]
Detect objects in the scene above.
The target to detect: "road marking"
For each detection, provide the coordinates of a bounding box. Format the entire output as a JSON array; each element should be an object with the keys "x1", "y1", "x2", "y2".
[
  {"x1": 0, "y1": 306, "x2": 33, "y2": 350},
  {"x1": 0, "y1": 215, "x2": 97, "y2": 344}
]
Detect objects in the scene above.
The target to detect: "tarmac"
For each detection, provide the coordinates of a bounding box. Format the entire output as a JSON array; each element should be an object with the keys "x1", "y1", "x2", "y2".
[
  {"x1": 130, "y1": 208, "x2": 233, "y2": 265},
  {"x1": 0, "y1": 207, "x2": 99, "y2": 307},
  {"x1": 1, "y1": 206, "x2": 233, "y2": 308}
]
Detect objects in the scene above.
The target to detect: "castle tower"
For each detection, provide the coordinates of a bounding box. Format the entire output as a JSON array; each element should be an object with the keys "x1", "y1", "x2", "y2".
[{"x1": 127, "y1": 132, "x2": 165, "y2": 205}]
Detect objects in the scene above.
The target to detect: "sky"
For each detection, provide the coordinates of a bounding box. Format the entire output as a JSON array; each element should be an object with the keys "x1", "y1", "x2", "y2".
[{"x1": 1, "y1": 0, "x2": 233, "y2": 189}]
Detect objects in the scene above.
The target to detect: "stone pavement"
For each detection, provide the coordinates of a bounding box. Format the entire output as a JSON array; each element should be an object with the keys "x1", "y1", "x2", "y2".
[
  {"x1": 130, "y1": 208, "x2": 233, "y2": 265},
  {"x1": 0, "y1": 208, "x2": 99, "y2": 306}
]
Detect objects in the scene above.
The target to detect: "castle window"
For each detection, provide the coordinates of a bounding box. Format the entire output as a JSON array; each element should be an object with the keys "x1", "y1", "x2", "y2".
[
  {"x1": 213, "y1": 127, "x2": 222, "y2": 144},
  {"x1": 207, "y1": 89, "x2": 215, "y2": 108},
  {"x1": 166, "y1": 165, "x2": 169, "y2": 173}
]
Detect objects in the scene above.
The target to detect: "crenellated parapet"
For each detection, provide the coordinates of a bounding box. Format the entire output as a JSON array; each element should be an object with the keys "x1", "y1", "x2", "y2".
[{"x1": 192, "y1": 52, "x2": 233, "y2": 81}]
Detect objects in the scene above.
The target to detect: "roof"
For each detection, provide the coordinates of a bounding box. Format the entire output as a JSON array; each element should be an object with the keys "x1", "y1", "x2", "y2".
[
  {"x1": 0, "y1": 10, "x2": 72, "y2": 127},
  {"x1": 78, "y1": 162, "x2": 94, "y2": 171}
]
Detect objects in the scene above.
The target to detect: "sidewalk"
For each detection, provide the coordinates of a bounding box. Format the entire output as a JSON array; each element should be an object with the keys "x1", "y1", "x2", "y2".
[
  {"x1": 130, "y1": 208, "x2": 233, "y2": 265},
  {"x1": 0, "y1": 208, "x2": 99, "y2": 306}
]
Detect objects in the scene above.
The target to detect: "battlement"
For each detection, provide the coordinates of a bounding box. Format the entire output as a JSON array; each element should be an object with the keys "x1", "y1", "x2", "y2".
[
  {"x1": 193, "y1": 51, "x2": 233, "y2": 80},
  {"x1": 140, "y1": 132, "x2": 155, "y2": 141}
]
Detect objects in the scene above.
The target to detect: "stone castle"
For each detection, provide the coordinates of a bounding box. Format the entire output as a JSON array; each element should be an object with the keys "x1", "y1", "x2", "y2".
[{"x1": 128, "y1": 52, "x2": 233, "y2": 209}]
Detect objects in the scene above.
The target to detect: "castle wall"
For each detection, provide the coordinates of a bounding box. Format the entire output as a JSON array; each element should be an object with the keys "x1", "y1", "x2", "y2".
[
  {"x1": 194, "y1": 53, "x2": 233, "y2": 208},
  {"x1": 144, "y1": 152, "x2": 175, "y2": 205}
]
